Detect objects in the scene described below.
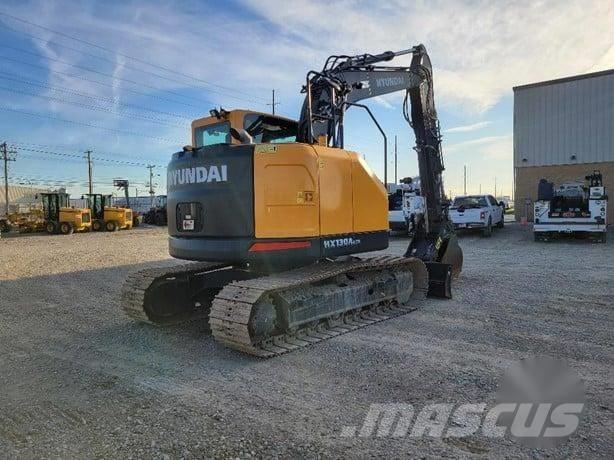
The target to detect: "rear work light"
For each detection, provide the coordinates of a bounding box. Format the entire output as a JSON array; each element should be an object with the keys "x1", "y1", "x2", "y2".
[{"x1": 249, "y1": 241, "x2": 312, "y2": 252}]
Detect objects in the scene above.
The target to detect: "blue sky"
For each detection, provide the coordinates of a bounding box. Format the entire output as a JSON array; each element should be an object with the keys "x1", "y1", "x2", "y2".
[{"x1": 0, "y1": 0, "x2": 613, "y2": 198}]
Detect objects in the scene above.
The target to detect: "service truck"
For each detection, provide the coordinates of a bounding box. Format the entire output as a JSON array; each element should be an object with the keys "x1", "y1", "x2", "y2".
[{"x1": 533, "y1": 171, "x2": 607, "y2": 242}]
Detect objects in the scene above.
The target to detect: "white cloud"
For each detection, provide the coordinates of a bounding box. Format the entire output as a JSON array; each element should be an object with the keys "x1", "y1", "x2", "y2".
[
  {"x1": 476, "y1": 136, "x2": 513, "y2": 161},
  {"x1": 240, "y1": 0, "x2": 614, "y2": 113},
  {"x1": 446, "y1": 135, "x2": 512, "y2": 153},
  {"x1": 446, "y1": 121, "x2": 492, "y2": 133},
  {"x1": 1, "y1": 0, "x2": 611, "y2": 196},
  {"x1": 371, "y1": 96, "x2": 394, "y2": 109},
  {"x1": 6, "y1": 0, "x2": 614, "y2": 120}
]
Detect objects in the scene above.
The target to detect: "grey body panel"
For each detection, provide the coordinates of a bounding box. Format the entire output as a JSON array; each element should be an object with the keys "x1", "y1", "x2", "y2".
[{"x1": 167, "y1": 144, "x2": 254, "y2": 238}]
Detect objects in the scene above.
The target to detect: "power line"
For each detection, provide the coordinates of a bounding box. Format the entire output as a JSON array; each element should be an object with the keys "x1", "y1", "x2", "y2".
[
  {"x1": 0, "y1": 71, "x2": 193, "y2": 121},
  {"x1": 0, "y1": 85, "x2": 187, "y2": 128},
  {"x1": 0, "y1": 20, "x2": 266, "y2": 106},
  {"x1": 0, "y1": 11, "x2": 270, "y2": 103},
  {"x1": 0, "y1": 43, "x2": 231, "y2": 109},
  {"x1": 6, "y1": 140, "x2": 170, "y2": 164},
  {"x1": 15, "y1": 147, "x2": 166, "y2": 167},
  {"x1": 0, "y1": 106, "x2": 184, "y2": 144},
  {"x1": 4, "y1": 174, "x2": 150, "y2": 187},
  {"x1": 1, "y1": 54, "x2": 207, "y2": 112}
]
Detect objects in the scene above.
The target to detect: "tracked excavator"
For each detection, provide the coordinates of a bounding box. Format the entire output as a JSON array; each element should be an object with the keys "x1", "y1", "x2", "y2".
[{"x1": 121, "y1": 44, "x2": 463, "y2": 357}]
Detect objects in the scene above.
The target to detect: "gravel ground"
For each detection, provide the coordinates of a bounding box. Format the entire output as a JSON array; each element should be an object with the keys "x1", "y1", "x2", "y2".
[{"x1": 0, "y1": 223, "x2": 612, "y2": 458}]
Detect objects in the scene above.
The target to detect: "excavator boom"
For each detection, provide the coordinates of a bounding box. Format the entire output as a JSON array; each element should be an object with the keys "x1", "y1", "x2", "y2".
[{"x1": 298, "y1": 44, "x2": 463, "y2": 287}]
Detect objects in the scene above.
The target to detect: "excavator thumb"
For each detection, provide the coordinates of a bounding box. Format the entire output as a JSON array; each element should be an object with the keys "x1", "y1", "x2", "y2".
[
  {"x1": 426, "y1": 235, "x2": 463, "y2": 298},
  {"x1": 440, "y1": 234, "x2": 463, "y2": 278}
]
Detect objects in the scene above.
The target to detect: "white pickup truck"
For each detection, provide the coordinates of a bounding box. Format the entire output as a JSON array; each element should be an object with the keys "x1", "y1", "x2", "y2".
[{"x1": 449, "y1": 195, "x2": 505, "y2": 236}]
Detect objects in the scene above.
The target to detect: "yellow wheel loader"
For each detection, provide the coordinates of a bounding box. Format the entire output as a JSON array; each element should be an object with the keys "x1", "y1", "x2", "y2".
[
  {"x1": 121, "y1": 45, "x2": 463, "y2": 357},
  {"x1": 84, "y1": 193, "x2": 133, "y2": 232},
  {"x1": 40, "y1": 192, "x2": 91, "y2": 235}
]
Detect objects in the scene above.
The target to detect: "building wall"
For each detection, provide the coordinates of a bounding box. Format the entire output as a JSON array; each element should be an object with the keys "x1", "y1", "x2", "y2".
[
  {"x1": 514, "y1": 162, "x2": 614, "y2": 223},
  {"x1": 513, "y1": 70, "x2": 614, "y2": 168}
]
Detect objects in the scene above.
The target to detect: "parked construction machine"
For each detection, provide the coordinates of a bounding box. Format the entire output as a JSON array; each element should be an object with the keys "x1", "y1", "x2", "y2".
[
  {"x1": 84, "y1": 193, "x2": 133, "y2": 231},
  {"x1": 121, "y1": 44, "x2": 463, "y2": 357},
  {"x1": 113, "y1": 179, "x2": 143, "y2": 227},
  {"x1": 1, "y1": 208, "x2": 44, "y2": 233},
  {"x1": 40, "y1": 192, "x2": 91, "y2": 234},
  {"x1": 143, "y1": 195, "x2": 167, "y2": 226}
]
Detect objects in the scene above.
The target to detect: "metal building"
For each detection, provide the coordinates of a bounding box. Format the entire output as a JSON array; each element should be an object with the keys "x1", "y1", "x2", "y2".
[
  {"x1": 0, "y1": 185, "x2": 46, "y2": 214},
  {"x1": 513, "y1": 69, "x2": 614, "y2": 223}
]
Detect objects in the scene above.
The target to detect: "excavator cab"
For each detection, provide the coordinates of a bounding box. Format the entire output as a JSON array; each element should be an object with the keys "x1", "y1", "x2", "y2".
[
  {"x1": 40, "y1": 192, "x2": 91, "y2": 235},
  {"x1": 84, "y1": 193, "x2": 133, "y2": 232},
  {"x1": 190, "y1": 109, "x2": 297, "y2": 148}
]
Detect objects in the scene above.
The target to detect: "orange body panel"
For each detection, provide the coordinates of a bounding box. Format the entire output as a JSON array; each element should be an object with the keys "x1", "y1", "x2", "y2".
[
  {"x1": 254, "y1": 143, "x2": 388, "y2": 238},
  {"x1": 253, "y1": 144, "x2": 319, "y2": 238},
  {"x1": 312, "y1": 145, "x2": 354, "y2": 235},
  {"x1": 350, "y1": 153, "x2": 389, "y2": 232}
]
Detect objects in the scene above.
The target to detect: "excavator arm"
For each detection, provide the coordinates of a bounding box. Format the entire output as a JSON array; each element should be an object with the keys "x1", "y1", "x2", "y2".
[{"x1": 298, "y1": 44, "x2": 463, "y2": 294}]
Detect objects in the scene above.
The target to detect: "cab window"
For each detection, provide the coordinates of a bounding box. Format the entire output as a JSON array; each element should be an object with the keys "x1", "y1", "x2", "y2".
[
  {"x1": 194, "y1": 122, "x2": 231, "y2": 147},
  {"x1": 243, "y1": 114, "x2": 297, "y2": 143}
]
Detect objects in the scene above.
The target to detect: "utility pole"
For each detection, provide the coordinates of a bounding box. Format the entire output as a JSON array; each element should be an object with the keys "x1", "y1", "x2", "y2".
[
  {"x1": 267, "y1": 89, "x2": 279, "y2": 115},
  {"x1": 85, "y1": 150, "x2": 93, "y2": 194},
  {"x1": 2, "y1": 142, "x2": 17, "y2": 216},
  {"x1": 147, "y1": 164, "x2": 155, "y2": 207},
  {"x1": 463, "y1": 165, "x2": 467, "y2": 195},
  {"x1": 394, "y1": 135, "x2": 398, "y2": 184},
  {"x1": 494, "y1": 177, "x2": 497, "y2": 198}
]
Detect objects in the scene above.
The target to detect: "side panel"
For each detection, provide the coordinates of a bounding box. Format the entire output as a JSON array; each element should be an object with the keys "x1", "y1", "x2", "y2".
[
  {"x1": 254, "y1": 144, "x2": 319, "y2": 238},
  {"x1": 313, "y1": 145, "x2": 354, "y2": 236},
  {"x1": 350, "y1": 153, "x2": 388, "y2": 232}
]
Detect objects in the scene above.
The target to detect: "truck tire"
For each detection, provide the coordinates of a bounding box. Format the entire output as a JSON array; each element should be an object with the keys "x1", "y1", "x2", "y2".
[
  {"x1": 46, "y1": 221, "x2": 57, "y2": 234},
  {"x1": 105, "y1": 220, "x2": 119, "y2": 232},
  {"x1": 59, "y1": 222, "x2": 74, "y2": 235},
  {"x1": 497, "y1": 215, "x2": 504, "y2": 228},
  {"x1": 482, "y1": 218, "x2": 492, "y2": 237},
  {"x1": 92, "y1": 220, "x2": 103, "y2": 232},
  {"x1": 0, "y1": 220, "x2": 11, "y2": 233},
  {"x1": 154, "y1": 212, "x2": 166, "y2": 226}
]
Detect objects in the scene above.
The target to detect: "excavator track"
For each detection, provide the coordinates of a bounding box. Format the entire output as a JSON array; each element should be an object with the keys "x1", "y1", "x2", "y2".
[
  {"x1": 121, "y1": 261, "x2": 231, "y2": 325},
  {"x1": 210, "y1": 256, "x2": 428, "y2": 357}
]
